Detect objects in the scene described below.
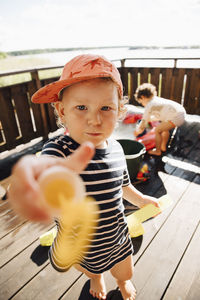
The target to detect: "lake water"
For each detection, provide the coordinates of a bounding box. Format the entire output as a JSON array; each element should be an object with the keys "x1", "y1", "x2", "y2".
[{"x1": 31, "y1": 47, "x2": 200, "y2": 68}]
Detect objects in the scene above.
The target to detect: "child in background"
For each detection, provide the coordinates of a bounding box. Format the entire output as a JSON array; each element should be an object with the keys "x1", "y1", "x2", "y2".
[
  {"x1": 134, "y1": 83, "x2": 186, "y2": 156},
  {"x1": 9, "y1": 54, "x2": 159, "y2": 300}
]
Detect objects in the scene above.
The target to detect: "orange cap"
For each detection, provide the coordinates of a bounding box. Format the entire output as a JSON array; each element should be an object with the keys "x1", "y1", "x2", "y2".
[{"x1": 31, "y1": 54, "x2": 123, "y2": 103}]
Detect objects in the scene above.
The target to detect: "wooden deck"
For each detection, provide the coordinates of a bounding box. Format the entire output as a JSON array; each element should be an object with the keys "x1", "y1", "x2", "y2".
[{"x1": 0, "y1": 116, "x2": 200, "y2": 300}]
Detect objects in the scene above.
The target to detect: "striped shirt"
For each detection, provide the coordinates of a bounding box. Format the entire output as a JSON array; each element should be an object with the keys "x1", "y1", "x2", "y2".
[{"x1": 42, "y1": 135, "x2": 133, "y2": 274}]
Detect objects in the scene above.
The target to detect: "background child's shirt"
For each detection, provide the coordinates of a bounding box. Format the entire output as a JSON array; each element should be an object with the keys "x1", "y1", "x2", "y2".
[{"x1": 142, "y1": 96, "x2": 186, "y2": 126}]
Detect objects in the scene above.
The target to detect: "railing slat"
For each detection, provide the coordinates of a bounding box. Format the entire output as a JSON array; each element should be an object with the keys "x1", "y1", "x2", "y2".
[
  {"x1": 27, "y1": 81, "x2": 45, "y2": 137},
  {"x1": 168, "y1": 68, "x2": 184, "y2": 104},
  {"x1": 11, "y1": 85, "x2": 36, "y2": 143},
  {"x1": 118, "y1": 67, "x2": 128, "y2": 96},
  {"x1": 160, "y1": 68, "x2": 173, "y2": 99},
  {"x1": 129, "y1": 68, "x2": 139, "y2": 105},
  {"x1": 184, "y1": 69, "x2": 200, "y2": 114},
  {"x1": 140, "y1": 68, "x2": 149, "y2": 84},
  {"x1": 41, "y1": 78, "x2": 59, "y2": 132},
  {"x1": 150, "y1": 68, "x2": 160, "y2": 92},
  {"x1": 0, "y1": 88, "x2": 20, "y2": 149},
  {"x1": 31, "y1": 71, "x2": 49, "y2": 139}
]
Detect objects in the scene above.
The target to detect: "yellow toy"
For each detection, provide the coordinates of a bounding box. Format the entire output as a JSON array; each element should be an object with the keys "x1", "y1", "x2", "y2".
[
  {"x1": 127, "y1": 195, "x2": 173, "y2": 238},
  {"x1": 40, "y1": 190, "x2": 172, "y2": 249},
  {"x1": 40, "y1": 227, "x2": 57, "y2": 246},
  {"x1": 38, "y1": 166, "x2": 98, "y2": 269}
]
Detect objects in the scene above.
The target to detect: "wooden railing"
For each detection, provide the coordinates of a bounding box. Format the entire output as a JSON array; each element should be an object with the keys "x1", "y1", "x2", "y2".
[{"x1": 0, "y1": 58, "x2": 200, "y2": 155}]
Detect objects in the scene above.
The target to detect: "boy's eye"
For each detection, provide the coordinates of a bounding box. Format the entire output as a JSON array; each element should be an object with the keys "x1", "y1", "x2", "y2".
[
  {"x1": 76, "y1": 105, "x2": 87, "y2": 110},
  {"x1": 101, "y1": 106, "x2": 111, "y2": 111}
]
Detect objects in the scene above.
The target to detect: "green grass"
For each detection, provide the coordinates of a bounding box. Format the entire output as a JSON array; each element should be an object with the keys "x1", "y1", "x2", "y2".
[{"x1": 0, "y1": 56, "x2": 62, "y2": 87}]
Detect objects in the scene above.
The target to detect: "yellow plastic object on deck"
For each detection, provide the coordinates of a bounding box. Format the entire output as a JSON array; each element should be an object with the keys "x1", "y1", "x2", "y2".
[
  {"x1": 38, "y1": 166, "x2": 98, "y2": 270},
  {"x1": 127, "y1": 195, "x2": 173, "y2": 238},
  {"x1": 40, "y1": 227, "x2": 57, "y2": 246}
]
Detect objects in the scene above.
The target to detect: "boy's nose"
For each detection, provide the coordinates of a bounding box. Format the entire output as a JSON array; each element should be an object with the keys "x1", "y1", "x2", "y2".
[{"x1": 87, "y1": 112, "x2": 101, "y2": 126}]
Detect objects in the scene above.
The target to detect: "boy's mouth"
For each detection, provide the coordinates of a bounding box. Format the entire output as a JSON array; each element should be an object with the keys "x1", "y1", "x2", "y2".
[{"x1": 86, "y1": 133, "x2": 101, "y2": 136}]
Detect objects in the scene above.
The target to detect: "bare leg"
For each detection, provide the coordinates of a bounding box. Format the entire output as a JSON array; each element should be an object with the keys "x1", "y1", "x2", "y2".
[
  {"x1": 110, "y1": 255, "x2": 136, "y2": 300},
  {"x1": 74, "y1": 264, "x2": 106, "y2": 299},
  {"x1": 148, "y1": 121, "x2": 175, "y2": 156},
  {"x1": 161, "y1": 130, "x2": 170, "y2": 152}
]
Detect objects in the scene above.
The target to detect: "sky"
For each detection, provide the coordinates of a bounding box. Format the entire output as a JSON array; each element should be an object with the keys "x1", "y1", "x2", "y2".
[{"x1": 0, "y1": 0, "x2": 200, "y2": 52}]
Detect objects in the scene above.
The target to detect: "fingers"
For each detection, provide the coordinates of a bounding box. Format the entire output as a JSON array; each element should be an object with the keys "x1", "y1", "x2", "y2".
[
  {"x1": 155, "y1": 200, "x2": 160, "y2": 208},
  {"x1": 8, "y1": 156, "x2": 52, "y2": 222},
  {"x1": 147, "y1": 196, "x2": 160, "y2": 208},
  {"x1": 8, "y1": 142, "x2": 95, "y2": 223},
  {"x1": 150, "y1": 199, "x2": 160, "y2": 208}
]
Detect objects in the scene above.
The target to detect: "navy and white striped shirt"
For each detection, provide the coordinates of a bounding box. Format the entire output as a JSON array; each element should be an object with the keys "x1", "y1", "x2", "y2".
[{"x1": 42, "y1": 135, "x2": 133, "y2": 274}]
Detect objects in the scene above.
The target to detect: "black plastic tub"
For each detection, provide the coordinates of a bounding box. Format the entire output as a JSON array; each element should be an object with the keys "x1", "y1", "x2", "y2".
[{"x1": 117, "y1": 139, "x2": 146, "y2": 181}]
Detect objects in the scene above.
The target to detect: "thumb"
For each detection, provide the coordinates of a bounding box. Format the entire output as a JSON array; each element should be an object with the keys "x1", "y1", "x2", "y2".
[{"x1": 63, "y1": 142, "x2": 95, "y2": 173}]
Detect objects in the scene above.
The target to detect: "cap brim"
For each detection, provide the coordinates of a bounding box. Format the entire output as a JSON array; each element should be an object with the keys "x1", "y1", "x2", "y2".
[{"x1": 31, "y1": 74, "x2": 119, "y2": 104}]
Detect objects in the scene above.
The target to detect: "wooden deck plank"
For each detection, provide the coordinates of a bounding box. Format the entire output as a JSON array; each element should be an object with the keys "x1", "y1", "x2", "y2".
[
  {"x1": 133, "y1": 170, "x2": 193, "y2": 264},
  {"x1": 61, "y1": 271, "x2": 117, "y2": 299},
  {"x1": 132, "y1": 174, "x2": 200, "y2": 300},
  {"x1": 0, "y1": 203, "x2": 26, "y2": 239},
  {"x1": 61, "y1": 274, "x2": 88, "y2": 300},
  {"x1": 0, "y1": 201, "x2": 10, "y2": 215},
  {"x1": 131, "y1": 155, "x2": 196, "y2": 266},
  {"x1": 0, "y1": 240, "x2": 50, "y2": 299},
  {"x1": 163, "y1": 221, "x2": 200, "y2": 300},
  {"x1": 0, "y1": 176, "x2": 11, "y2": 191},
  {"x1": 12, "y1": 264, "x2": 82, "y2": 299},
  {"x1": 181, "y1": 122, "x2": 200, "y2": 158},
  {"x1": 187, "y1": 133, "x2": 200, "y2": 163},
  {"x1": 0, "y1": 221, "x2": 53, "y2": 267}
]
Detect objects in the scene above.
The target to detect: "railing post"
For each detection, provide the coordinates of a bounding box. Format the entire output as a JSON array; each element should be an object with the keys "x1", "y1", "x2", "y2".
[
  {"x1": 121, "y1": 59, "x2": 125, "y2": 68},
  {"x1": 31, "y1": 70, "x2": 49, "y2": 139},
  {"x1": 31, "y1": 70, "x2": 42, "y2": 90}
]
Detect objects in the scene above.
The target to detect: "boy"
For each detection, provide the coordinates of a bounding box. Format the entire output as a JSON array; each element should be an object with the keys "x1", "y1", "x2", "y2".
[{"x1": 9, "y1": 55, "x2": 159, "y2": 300}]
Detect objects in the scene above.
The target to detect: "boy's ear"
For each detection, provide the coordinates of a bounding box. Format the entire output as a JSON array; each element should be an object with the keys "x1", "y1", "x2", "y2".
[
  {"x1": 117, "y1": 100, "x2": 127, "y2": 120},
  {"x1": 54, "y1": 102, "x2": 65, "y2": 118}
]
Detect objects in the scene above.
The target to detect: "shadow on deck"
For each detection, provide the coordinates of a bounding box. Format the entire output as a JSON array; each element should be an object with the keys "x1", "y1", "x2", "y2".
[{"x1": 0, "y1": 117, "x2": 200, "y2": 300}]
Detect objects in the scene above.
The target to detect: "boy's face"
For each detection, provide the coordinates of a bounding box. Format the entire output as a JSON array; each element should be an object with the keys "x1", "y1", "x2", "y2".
[{"x1": 56, "y1": 78, "x2": 119, "y2": 149}]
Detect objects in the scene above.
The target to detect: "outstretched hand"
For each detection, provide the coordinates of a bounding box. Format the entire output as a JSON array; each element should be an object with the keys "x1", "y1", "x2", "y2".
[
  {"x1": 138, "y1": 194, "x2": 160, "y2": 209},
  {"x1": 8, "y1": 142, "x2": 95, "y2": 222}
]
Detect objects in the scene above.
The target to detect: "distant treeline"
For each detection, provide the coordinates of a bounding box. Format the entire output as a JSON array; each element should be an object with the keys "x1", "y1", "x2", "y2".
[
  {"x1": 129, "y1": 45, "x2": 200, "y2": 50},
  {"x1": 6, "y1": 46, "x2": 128, "y2": 56},
  {"x1": 4, "y1": 45, "x2": 200, "y2": 56},
  {"x1": 0, "y1": 52, "x2": 7, "y2": 59}
]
